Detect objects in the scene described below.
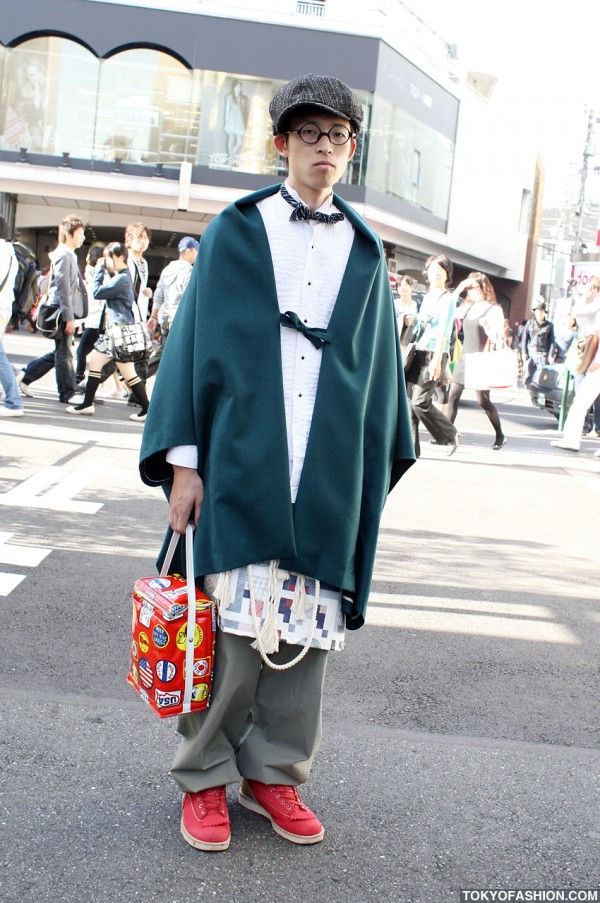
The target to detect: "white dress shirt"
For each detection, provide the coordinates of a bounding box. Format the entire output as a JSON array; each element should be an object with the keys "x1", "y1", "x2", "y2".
[{"x1": 168, "y1": 181, "x2": 355, "y2": 503}]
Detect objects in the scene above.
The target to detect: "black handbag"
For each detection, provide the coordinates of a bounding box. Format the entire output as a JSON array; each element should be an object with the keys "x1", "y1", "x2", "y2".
[
  {"x1": 36, "y1": 299, "x2": 63, "y2": 339},
  {"x1": 108, "y1": 321, "x2": 152, "y2": 363}
]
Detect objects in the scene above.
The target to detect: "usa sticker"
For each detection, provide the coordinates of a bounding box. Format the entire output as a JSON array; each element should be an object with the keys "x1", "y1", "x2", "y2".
[
  {"x1": 139, "y1": 600, "x2": 153, "y2": 628},
  {"x1": 193, "y1": 658, "x2": 210, "y2": 678},
  {"x1": 139, "y1": 658, "x2": 154, "y2": 689},
  {"x1": 155, "y1": 688, "x2": 182, "y2": 709},
  {"x1": 152, "y1": 624, "x2": 169, "y2": 648},
  {"x1": 156, "y1": 660, "x2": 176, "y2": 682},
  {"x1": 148, "y1": 577, "x2": 172, "y2": 590}
]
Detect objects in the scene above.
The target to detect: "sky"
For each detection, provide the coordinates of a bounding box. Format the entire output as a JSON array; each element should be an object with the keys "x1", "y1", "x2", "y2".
[{"x1": 403, "y1": 0, "x2": 600, "y2": 208}]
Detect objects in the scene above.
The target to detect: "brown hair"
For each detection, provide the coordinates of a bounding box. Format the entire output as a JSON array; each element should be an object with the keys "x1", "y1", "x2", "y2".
[
  {"x1": 124, "y1": 222, "x2": 151, "y2": 245},
  {"x1": 468, "y1": 271, "x2": 497, "y2": 304},
  {"x1": 58, "y1": 215, "x2": 85, "y2": 243}
]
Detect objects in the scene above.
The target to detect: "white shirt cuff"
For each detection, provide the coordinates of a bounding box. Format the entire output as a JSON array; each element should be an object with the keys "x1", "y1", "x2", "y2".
[{"x1": 166, "y1": 445, "x2": 198, "y2": 469}]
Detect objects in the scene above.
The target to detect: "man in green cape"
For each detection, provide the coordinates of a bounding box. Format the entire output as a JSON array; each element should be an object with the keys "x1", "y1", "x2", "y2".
[{"x1": 140, "y1": 73, "x2": 415, "y2": 852}]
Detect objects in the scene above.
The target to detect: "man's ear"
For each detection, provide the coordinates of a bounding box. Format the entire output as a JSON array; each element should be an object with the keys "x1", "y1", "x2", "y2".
[{"x1": 273, "y1": 133, "x2": 289, "y2": 157}]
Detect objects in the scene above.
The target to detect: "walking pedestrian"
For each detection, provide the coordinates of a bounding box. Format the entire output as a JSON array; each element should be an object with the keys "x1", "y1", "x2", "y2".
[
  {"x1": 446, "y1": 272, "x2": 507, "y2": 449},
  {"x1": 0, "y1": 216, "x2": 24, "y2": 417},
  {"x1": 65, "y1": 242, "x2": 150, "y2": 421},
  {"x1": 16, "y1": 214, "x2": 88, "y2": 403},
  {"x1": 406, "y1": 254, "x2": 459, "y2": 457},
  {"x1": 139, "y1": 73, "x2": 415, "y2": 852}
]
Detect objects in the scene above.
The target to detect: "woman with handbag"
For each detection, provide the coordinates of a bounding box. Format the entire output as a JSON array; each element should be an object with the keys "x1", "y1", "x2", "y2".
[
  {"x1": 407, "y1": 254, "x2": 459, "y2": 457},
  {"x1": 66, "y1": 242, "x2": 150, "y2": 422},
  {"x1": 551, "y1": 309, "x2": 600, "y2": 452},
  {"x1": 446, "y1": 272, "x2": 507, "y2": 450}
]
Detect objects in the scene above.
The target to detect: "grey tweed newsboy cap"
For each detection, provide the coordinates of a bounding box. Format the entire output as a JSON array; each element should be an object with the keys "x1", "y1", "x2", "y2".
[{"x1": 269, "y1": 73, "x2": 364, "y2": 135}]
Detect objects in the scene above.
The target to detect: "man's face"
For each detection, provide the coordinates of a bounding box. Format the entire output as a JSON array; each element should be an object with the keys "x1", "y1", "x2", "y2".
[
  {"x1": 534, "y1": 307, "x2": 546, "y2": 322},
  {"x1": 128, "y1": 231, "x2": 149, "y2": 255},
  {"x1": 66, "y1": 226, "x2": 85, "y2": 250},
  {"x1": 273, "y1": 112, "x2": 356, "y2": 199},
  {"x1": 185, "y1": 248, "x2": 198, "y2": 265}
]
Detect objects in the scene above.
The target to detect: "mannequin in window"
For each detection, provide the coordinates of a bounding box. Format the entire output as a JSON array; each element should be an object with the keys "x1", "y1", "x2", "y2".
[{"x1": 223, "y1": 80, "x2": 249, "y2": 159}]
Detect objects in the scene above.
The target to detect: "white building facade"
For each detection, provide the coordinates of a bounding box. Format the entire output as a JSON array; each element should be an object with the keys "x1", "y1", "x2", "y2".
[{"x1": 0, "y1": 0, "x2": 538, "y2": 316}]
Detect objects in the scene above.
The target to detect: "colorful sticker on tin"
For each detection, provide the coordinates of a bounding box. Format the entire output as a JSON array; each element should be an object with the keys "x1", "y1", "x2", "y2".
[
  {"x1": 192, "y1": 683, "x2": 209, "y2": 703},
  {"x1": 131, "y1": 640, "x2": 138, "y2": 659},
  {"x1": 155, "y1": 688, "x2": 182, "y2": 709},
  {"x1": 193, "y1": 658, "x2": 210, "y2": 678},
  {"x1": 138, "y1": 631, "x2": 149, "y2": 653},
  {"x1": 139, "y1": 658, "x2": 154, "y2": 690},
  {"x1": 153, "y1": 624, "x2": 170, "y2": 648},
  {"x1": 140, "y1": 600, "x2": 154, "y2": 628},
  {"x1": 148, "y1": 577, "x2": 172, "y2": 590},
  {"x1": 130, "y1": 662, "x2": 139, "y2": 684},
  {"x1": 176, "y1": 624, "x2": 203, "y2": 650},
  {"x1": 156, "y1": 660, "x2": 177, "y2": 682}
]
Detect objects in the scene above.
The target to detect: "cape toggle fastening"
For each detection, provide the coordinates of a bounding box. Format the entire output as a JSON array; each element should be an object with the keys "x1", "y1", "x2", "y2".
[{"x1": 279, "y1": 311, "x2": 332, "y2": 349}]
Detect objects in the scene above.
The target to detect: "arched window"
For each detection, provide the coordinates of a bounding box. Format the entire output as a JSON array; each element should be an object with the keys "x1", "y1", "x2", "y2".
[
  {"x1": 0, "y1": 36, "x2": 99, "y2": 156},
  {"x1": 95, "y1": 48, "x2": 197, "y2": 165}
]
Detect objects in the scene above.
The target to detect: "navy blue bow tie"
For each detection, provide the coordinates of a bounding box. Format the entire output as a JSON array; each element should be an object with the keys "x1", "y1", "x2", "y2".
[{"x1": 280, "y1": 184, "x2": 344, "y2": 224}]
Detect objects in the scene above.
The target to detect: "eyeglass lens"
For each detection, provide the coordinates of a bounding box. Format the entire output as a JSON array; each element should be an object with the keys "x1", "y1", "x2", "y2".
[{"x1": 296, "y1": 125, "x2": 352, "y2": 145}]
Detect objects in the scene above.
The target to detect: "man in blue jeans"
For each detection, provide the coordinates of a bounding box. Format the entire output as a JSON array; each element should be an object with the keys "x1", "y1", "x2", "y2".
[
  {"x1": 0, "y1": 217, "x2": 24, "y2": 417},
  {"x1": 17, "y1": 215, "x2": 87, "y2": 403}
]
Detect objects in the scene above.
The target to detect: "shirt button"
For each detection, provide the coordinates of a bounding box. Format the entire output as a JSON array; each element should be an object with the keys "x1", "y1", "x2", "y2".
[{"x1": 307, "y1": 282, "x2": 311, "y2": 286}]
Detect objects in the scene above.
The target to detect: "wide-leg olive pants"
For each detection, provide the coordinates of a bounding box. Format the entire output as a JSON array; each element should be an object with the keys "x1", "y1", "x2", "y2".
[{"x1": 170, "y1": 630, "x2": 328, "y2": 792}]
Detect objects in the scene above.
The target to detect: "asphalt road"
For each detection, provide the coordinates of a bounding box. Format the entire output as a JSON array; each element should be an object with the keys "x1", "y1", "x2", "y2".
[{"x1": 1, "y1": 330, "x2": 599, "y2": 903}]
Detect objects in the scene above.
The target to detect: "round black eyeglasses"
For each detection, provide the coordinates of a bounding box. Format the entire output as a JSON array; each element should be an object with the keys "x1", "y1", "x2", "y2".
[{"x1": 287, "y1": 124, "x2": 355, "y2": 146}]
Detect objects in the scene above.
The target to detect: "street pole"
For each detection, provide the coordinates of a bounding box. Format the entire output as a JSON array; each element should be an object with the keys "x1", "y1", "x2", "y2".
[{"x1": 571, "y1": 109, "x2": 595, "y2": 260}]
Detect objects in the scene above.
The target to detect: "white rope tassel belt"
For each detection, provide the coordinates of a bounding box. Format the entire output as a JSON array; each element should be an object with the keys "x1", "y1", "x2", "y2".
[
  {"x1": 211, "y1": 560, "x2": 320, "y2": 670},
  {"x1": 247, "y1": 560, "x2": 319, "y2": 670}
]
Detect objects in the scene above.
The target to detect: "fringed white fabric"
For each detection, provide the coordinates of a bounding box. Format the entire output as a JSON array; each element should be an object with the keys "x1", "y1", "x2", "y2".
[
  {"x1": 212, "y1": 569, "x2": 232, "y2": 609},
  {"x1": 249, "y1": 559, "x2": 286, "y2": 655},
  {"x1": 248, "y1": 560, "x2": 320, "y2": 670},
  {"x1": 291, "y1": 573, "x2": 307, "y2": 620}
]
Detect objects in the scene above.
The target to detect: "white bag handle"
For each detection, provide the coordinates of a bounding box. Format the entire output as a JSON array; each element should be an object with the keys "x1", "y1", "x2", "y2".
[{"x1": 160, "y1": 525, "x2": 196, "y2": 713}]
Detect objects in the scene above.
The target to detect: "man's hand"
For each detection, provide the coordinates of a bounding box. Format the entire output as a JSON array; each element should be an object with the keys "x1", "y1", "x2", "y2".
[
  {"x1": 64, "y1": 319, "x2": 76, "y2": 336},
  {"x1": 169, "y1": 465, "x2": 204, "y2": 534}
]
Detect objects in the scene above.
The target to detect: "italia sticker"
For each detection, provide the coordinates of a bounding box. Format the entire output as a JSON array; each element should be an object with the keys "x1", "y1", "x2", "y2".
[
  {"x1": 138, "y1": 631, "x2": 150, "y2": 653},
  {"x1": 139, "y1": 658, "x2": 154, "y2": 690},
  {"x1": 176, "y1": 624, "x2": 203, "y2": 650},
  {"x1": 152, "y1": 624, "x2": 169, "y2": 648},
  {"x1": 156, "y1": 660, "x2": 176, "y2": 682}
]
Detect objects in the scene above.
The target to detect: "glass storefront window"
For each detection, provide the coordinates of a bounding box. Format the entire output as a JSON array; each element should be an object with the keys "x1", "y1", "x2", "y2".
[
  {"x1": 367, "y1": 94, "x2": 454, "y2": 223},
  {"x1": 94, "y1": 48, "x2": 197, "y2": 164},
  {"x1": 0, "y1": 39, "x2": 453, "y2": 230},
  {"x1": 0, "y1": 37, "x2": 98, "y2": 156},
  {"x1": 194, "y1": 71, "x2": 283, "y2": 175}
]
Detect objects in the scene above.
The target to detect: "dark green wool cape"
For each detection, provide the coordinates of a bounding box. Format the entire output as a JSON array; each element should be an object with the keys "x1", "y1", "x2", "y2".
[{"x1": 140, "y1": 184, "x2": 415, "y2": 629}]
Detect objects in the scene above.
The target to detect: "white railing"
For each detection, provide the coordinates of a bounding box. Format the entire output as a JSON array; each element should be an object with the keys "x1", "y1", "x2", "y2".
[{"x1": 296, "y1": 1, "x2": 325, "y2": 16}]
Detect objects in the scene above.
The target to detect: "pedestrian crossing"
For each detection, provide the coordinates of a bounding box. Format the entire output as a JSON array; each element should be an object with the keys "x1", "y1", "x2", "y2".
[{"x1": 0, "y1": 532, "x2": 52, "y2": 597}]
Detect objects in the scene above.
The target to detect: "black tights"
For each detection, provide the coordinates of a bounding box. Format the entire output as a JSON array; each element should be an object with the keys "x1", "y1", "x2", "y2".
[{"x1": 447, "y1": 383, "x2": 504, "y2": 442}]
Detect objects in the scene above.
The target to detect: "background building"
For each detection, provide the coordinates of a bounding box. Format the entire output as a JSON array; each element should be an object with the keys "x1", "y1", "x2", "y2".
[{"x1": 0, "y1": 0, "x2": 540, "y2": 321}]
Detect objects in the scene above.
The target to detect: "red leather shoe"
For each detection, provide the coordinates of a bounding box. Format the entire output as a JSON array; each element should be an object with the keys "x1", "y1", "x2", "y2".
[
  {"x1": 180, "y1": 787, "x2": 230, "y2": 851},
  {"x1": 238, "y1": 779, "x2": 324, "y2": 844}
]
